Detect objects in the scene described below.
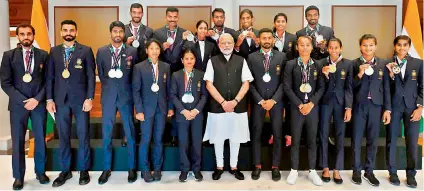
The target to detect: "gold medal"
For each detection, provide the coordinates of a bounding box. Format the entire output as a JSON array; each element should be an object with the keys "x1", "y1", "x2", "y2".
[
  {"x1": 22, "y1": 73, "x2": 32, "y2": 83},
  {"x1": 329, "y1": 65, "x2": 337, "y2": 73},
  {"x1": 62, "y1": 69, "x2": 70, "y2": 78},
  {"x1": 300, "y1": 84, "x2": 306, "y2": 93}
]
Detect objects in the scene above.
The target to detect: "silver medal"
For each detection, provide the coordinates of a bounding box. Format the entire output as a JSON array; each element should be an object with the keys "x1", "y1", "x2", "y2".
[
  {"x1": 365, "y1": 66, "x2": 374, "y2": 76},
  {"x1": 151, "y1": 83, "x2": 159, "y2": 92},
  {"x1": 212, "y1": 33, "x2": 220, "y2": 40},
  {"x1": 262, "y1": 73, "x2": 271, "y2": 82},
  {"x1": 132, "y1": 40, "x2": 140, "y2": 48},
  {"x1": 392, "y1": 65, "x2": 401, "y2": 74},
  {"x1": 187, "y1": 34, "x2": 194, "y2": 42},
  {"x1": 115, "y1": 69, "x2": 123, "y2": 78},
  {"x1": 22, "y1": 73, "x2": 32, "y2": 83},
  {"x1": 275, "y1": 40, "x2": 283, "y2": 51},
  {"x1": 108, "y1": 70, "x2": 117, "y2": 78},
  {"x1": 167, "y1": 37, "x2": 174, "y2": 45}
]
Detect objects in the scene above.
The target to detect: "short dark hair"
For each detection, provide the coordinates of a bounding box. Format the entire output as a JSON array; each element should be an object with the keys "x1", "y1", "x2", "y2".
[
  {"x1": 166, "y1": 7, "x2": 179, "y2": 14},
  {"x1": 196, "y1": 20, "x2": 208, "y2": 29},
  {"x1": 16, "y1": 24, "x2": 35, "y2": 36},
  {"x1": 181, "y1": 47, "x2": 198, "y2": 59},
  {"x1": 258, "y1": 28, "x2": 273, "y2": 37},
  {"x1": 359, "y1": 34, "x2": 377, "y2": 45},
  {"x1": 145, "y1": 39, "x2": 163, "y2": 55},
  {"x1": 240, "y1": 9, "x2": 253, "y2": 18},
  {"x1": 109, "y1": 21, "x2": 125, "y2": 32},
  {"x1": 305, "y1": 5, "x2": 320, "y2": 15},
  {"x1": 212, "y1": 8, "x2": 225, "y2": 17},
  {"x1": 393, "y1": 35, "x2": 411, "y2": 46},
  {"x1": 274, "y1": 13, "x2": 288, "y2": 23},
  {"x1": 328, "y1": 38, "x2": 343, "y2": 47},
  {"x1": 130, "y1": 3, "x2": 143, "y2": 12},
  {"x1": 61, "y1": 20, "x2": 77, "y2": 30}
]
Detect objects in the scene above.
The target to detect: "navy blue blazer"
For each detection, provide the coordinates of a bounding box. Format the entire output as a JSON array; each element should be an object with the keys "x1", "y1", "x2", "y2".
[
  {"x1": 296, "y1": 25, "x2": 334, "y2": 60},
  {"x1": 0, "y1": 47, "x2": 49, "y2": 110},
  {"x1": 46, "y1": 42, "x2": 96, "y2": 106},
  {"x1": 182, "y1": 39, "x2": 218, "y2": 72},
  {"x1": 153, "y1": 26, "x2": 187, "y2": 72},
  {"x1": 389, "y1": 56, "x2": 423, "y2": 109},
  {"x1": 319, "y1": 57, "x2": 353, "y2": 108},
  {"x1": 272, "y1": 31, "x2": 297, "y2": 61},
  {"x1": 283, "y1": 58, "x2": 325, "y2": 106},
  {"x1": 352, "y1": 57, "x2": 391, "y2": 110},
  {"x1": 235, "y1": 28, "x2": 260, "y2": 59},
  {"x1": 170, "y1": 69, "x2": 208, "y2": 122},
  {"x1": 96, "y1": 44, "x2": 139, "y2": 106},
  {"x1": 124, "y1": 24, "x2": 154, "y2": 62},
  {"x1": 248, "y1": 49, "x2": 287, "y2": 104},
  {"x1": 132, "y1": 59, "x2": 173, "y2": 118}
]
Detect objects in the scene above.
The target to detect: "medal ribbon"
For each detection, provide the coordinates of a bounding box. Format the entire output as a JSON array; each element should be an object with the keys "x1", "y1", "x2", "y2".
[
  {"x1": 184, "y1": 69, "x2": 194, "y2": 94},
  {"x1": 62, "y1": 43, "x2": 76, "y2": 70},
  {"x1": 24, "y1": 48, "x2": 34, "y2": 74}
]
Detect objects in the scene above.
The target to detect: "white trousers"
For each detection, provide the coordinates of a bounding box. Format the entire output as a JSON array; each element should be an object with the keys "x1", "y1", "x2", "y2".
[{"x1": 214, "y1": 140, "x2": 240, "y2": 168}]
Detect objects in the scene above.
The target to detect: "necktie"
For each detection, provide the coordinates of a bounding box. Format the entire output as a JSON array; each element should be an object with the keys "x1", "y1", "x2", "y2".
[
  {"x1": 170, "y1": 31, "x2": 175, "y2": 50},
  {"x1": 264, "y1": 53, "x2": 269, "y2": 71},
  {"x1": 25, "y1": 50, "x2": 31, "y2": 73},
  {"x1": 114, "y1": 48, "x2": 120, "y2": 67},
  {"x1": 367, "y1": 61, "x2": 373, "y2": 99},
  {"x1": 134, "y1": 28, "x2": 138, "y2": 38}
]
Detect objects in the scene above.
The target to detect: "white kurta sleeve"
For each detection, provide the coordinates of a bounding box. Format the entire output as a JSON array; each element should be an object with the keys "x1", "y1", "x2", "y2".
[
  {"x1": 203, "y1": 59, "x2": 214, "y2": 82},
  {"x1": 241, "y1": 59, "x2": 254, "y2": 82}
]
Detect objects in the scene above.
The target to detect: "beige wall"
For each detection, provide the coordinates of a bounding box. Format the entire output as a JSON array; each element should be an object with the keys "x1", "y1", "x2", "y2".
[
  {"x1": 147, "y1": 6, "x2": 211, "y2": 33},
  {"x1": 238, "y1": 6, "x2": 303, "y2": 33},
  {"x1": 332, "y1": 6, "x2": 397, "y2": 59},
  {"x1": 54, "y1": 6, "x2": 119, "y2": 56}
]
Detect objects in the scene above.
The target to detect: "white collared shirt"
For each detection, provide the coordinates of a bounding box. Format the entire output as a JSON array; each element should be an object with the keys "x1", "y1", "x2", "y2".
[
  {"x1": 22, "y1": 47, "x2": 35, "y2": 73},
  {"x1": 111, "y1": 44, "x2": 124, "y2": 67},
  {"x1": 199, "y1": 40, "x2": 205, "y2": 61},
  {"x1": 397, "y1": 56, "x2": 407, "y2": 78},
  {"x1": 275, "y1": 31, "x2": 286, "y2": 51}
]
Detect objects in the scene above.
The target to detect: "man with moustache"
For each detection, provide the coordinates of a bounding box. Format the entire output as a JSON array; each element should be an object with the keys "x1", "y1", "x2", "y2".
[
  {"x1": 203, "y1": 33, "x2": 253, "y2": 181},
  {"x1": 47, "y1": 20, "x2": 96, "y2": 187},
  {"x1": 0, "y1": 24, "x2": 50, "y2": 190},
  {"x1": 248, "y1": 28, "x2": 287, "y2": 181},
  {"x1": 296, "y1": 5, "x2": 335, "y2": 60},
  {"x1": 96, "y1": 21, "x2": 139, "y2": 184},
  {"x1": 153, "y1": 6, "x2": 190, "y2": 145},
  {"x1": 206, "y1": 8, "x2": 237, "y2": 48}
]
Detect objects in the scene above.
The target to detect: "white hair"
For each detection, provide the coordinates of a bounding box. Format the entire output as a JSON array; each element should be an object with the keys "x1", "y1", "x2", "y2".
[{"x1": 218, "y1": 33, "x2": 234, "y2": 43}]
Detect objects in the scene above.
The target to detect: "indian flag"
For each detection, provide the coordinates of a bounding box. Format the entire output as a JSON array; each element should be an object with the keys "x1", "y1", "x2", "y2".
[
  {"x1": 27, "y1": 0, "x2": 54, "y2": 157},
  {"x1": 401, "y1": 0, "x2": 423, "y2": 137}
]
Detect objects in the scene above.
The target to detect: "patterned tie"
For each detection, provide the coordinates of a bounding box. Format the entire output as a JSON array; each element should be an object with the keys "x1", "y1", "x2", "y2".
[
  {"x1": 170, "y1": 31, "x2": 175, "y2": 50},
  {"x1": 114, "y1": 48, "x2": 120, "y2": 67},
  {"x1": 133, "y1": 27, "x2": 138, "y2": 37},
  {"x1": 367, "y1": 61, "x2": 373, "y2": 99},
  {"x1": 264, "y1": 53, "x2": 269, "y2": 71},
  {"x1": 25, "y1": 50, "x2": 31, "y2": 73}
]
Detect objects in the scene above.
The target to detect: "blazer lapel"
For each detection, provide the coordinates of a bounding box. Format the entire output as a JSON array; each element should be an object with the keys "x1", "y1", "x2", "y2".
[
  {"x1": 32, "y1": 48, "x2": 40, "y2": 74},
  {"x1": 69, "y1": 43, "x2": 81, "y2": 68},
  {"x1": 15, "y1": 48, "x2": 26, "y2": 72}
]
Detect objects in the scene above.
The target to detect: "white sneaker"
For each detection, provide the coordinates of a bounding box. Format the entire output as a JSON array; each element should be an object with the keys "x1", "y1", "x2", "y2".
[
  {"x1": 308, "y1": 170, "x2": 323, "y2": 186},
  {"x1": 286, "y1": 169, "x2": 298, "y2": 185}
]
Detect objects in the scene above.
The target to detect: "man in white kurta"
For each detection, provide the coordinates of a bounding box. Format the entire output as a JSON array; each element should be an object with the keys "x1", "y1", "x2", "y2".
[{"x1": 203, "y1": 33, "x2": 253, "y2": 180}]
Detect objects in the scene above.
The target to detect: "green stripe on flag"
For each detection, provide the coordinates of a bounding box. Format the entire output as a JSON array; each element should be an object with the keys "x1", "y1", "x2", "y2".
[{"x1": 27, "y1": 113, "x2": 55, "y2": 134}]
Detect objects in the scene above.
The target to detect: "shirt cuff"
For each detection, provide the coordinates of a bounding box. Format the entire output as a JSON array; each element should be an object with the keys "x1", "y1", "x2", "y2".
[
  {"x1": 258, "y1": 100, "x2": 264, "y2": 105},
  {"x1": 47, "y1": 99, "x2": 53, "y2": 103},
  {"x1": 345, "y1": 108, "x2": 352, "y2": 110},
  {"x1": 193, "y1": 109, "x2": 200, "y2": 114},
  {"x1": 385, "y1": 110, "x2": 391, "y2": 113}
]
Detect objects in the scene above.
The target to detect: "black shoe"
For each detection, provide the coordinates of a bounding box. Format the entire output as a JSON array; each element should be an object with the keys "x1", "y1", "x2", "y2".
[
  {"x1": 212, "y1": 169, "x2": 224, "y2": 180},
  {"x1": 79, "y1": 170, "x2": 90, "y2": 185},
  {"x1": 179, "y1": 171, "x2": 188, "y2": 182},
  {"x1": 128, "y1": 170, "x2": 137, "y2": 183},
  {"x1": 363, "y1": 172, "x2": 380, "y2": 186},
  {"x1": 271, "y1": 168, "x2": 281, "y2": 181},
  {"x1": 406, "y1": 175, "x2": 417, "y2": 188},
  {"x1": 229, "y1": 169, "x2": 244, "y2": 180},
  {"x1": 251, "y1": 167, "x2": 261, "y2": 180},
  {"x1": 333, "y1": 173, "x2": 343, "y2": 184},
  {"x1": 321, "y1": 172, "x2": 331, "y2": 182},
  {"x1": 98, "y1": 170, "x2": 111, "y2": 185},
  {"x1": 389, "y1": 173, "x2": 400, "y2": 186},
  {"x1": 141, "y1": 171, "x2": 153, "y2": 183},
  {"x1": 351, "y1": 171, "x2": 361, "y2": 185},
  {"x1": 152, "y1": 171, "x2": 162, "y2": 181},
  {"x1": 12, "y1": 179, "x2": 23, "y2": 190},
  {"x1": 36, "y1": 173, "x2": 50, "y2": 184},
  {"x1": 52, "y1": 171, "x2": 72, "y2": 187},
  {"x1": 170, "y1": 136, "x2": 178, "y2": 146},
  {"x1": 194, "y1": 171, "x2": 203, "y2": 181}
]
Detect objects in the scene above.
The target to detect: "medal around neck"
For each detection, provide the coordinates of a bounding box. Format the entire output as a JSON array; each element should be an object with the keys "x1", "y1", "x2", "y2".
[
  {"x1": 115, "y1": 69, "x2": 123, "y2": 78},
  {"x1": 182, "y1": 94, "x2": 194, "y2": 103},
  {"x1": 242, "y1": 31, "x2": 248, "y2": 36},
  {"x1": 315, "y1": 35, "x2": 324, "y2": 43},
  {"x1": 108, "y1": 69, "x2": 116, "y2": 78},
  {"x1": 263, "y1": 73, "x2": 271, "y2": 82},
  {"x1": 62, "y1": 69, "x2": 70, "y2": 79},
  {"x1": 23, "y1": 73, "x2": 32, "y2": 83},
  {"x1": 300, "y1": 83, "x2": 312, "y2": 93},
  {"x1": 151, "y1": 83, "x2": 159, "y2": 92},
  {"x1": 132, "y1": 40, "x2": 140, "y2": 48},
  {"x1": 329, "y1": 65, "x2": 337, "y2": 73},
  {"x1": 167, "y1": 37, "x2": 174, "y2": 45},
  {"x1": 365, "y1": 66, "x2": 374, "y2": 76}
]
